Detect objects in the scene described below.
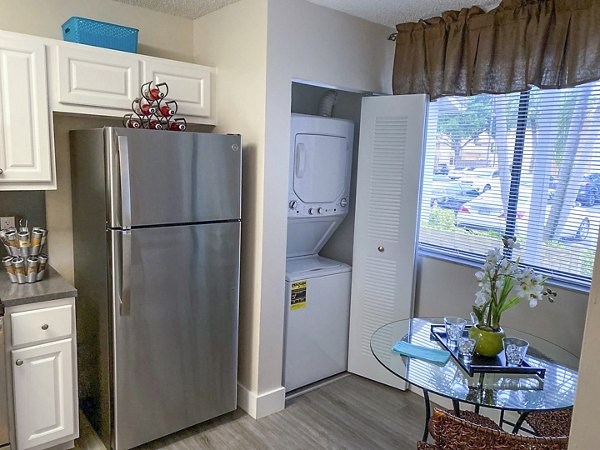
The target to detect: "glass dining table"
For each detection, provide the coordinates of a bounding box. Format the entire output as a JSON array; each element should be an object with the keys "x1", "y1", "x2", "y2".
[{"x1": 370, "y1": 318, "x2": 579, "y2": 441}]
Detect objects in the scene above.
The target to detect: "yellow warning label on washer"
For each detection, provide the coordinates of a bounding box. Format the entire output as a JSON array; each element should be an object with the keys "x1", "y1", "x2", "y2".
[{"x1": 290, "y1": 280, "x2": 307, "y2": 310}]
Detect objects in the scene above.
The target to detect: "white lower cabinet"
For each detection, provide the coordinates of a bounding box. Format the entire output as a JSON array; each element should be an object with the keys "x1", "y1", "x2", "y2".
[
  {"x1": 12, "y1": 339, "x2": 74, "y2": 449},
  {"x1": 7, "y1": 298, "x2": 78, "y2": 450}
]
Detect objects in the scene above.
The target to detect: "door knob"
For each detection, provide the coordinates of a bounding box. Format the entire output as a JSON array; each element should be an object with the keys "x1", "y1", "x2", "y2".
[
  {"x1": 0, "y1": 168, "x2": 3, "y2": 175},
  {"x1": 15, "y1": 360, "x2": 23, "y2": 366},
  {"x1": 41, "y1": 324, "x2": 49, "y2": 330},
  {"x1": 378, "y1": 245, "x2": 385, "y2": 252}
]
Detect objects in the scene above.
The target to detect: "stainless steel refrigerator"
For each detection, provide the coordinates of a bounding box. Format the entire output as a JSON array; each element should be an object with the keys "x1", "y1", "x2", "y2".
[{"x1": 70, "y1": 127, "x2": 241, "y2": 450}]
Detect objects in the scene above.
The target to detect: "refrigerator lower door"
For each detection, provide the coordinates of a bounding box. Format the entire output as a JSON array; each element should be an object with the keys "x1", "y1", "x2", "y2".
[{"x1": 109, "y1": 222, "x2": 240, "y2": 450}]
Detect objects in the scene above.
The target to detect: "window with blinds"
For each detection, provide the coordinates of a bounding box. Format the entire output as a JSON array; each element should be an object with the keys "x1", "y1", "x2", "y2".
[{"x1": 419, "y1": 80, "x2": 600, "y2": 289}]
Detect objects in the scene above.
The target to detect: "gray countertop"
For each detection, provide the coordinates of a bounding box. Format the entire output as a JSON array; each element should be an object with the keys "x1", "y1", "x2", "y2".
[{"x1": 0, "y1": 266, "x2": 77, "y2": 308}]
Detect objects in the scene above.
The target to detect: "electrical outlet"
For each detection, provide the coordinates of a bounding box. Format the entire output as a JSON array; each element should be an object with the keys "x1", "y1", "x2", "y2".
[{"x1": 0, "y1": 216, "x2": 15, "y2": 230}]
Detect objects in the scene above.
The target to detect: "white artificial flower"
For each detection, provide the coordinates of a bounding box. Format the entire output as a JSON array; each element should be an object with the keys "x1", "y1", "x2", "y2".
[
  {"x1": 475, "y1": 290, "x2": 488, "y2": 307},
  {"x1": 473, "y1": 241, "x2": 553, "y2": 325}
]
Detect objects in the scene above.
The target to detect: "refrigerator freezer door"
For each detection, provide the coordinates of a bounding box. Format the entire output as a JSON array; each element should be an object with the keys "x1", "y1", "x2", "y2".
[
  {"x1": 106, "y1": 128, "x2": 242, "y2": 228},
  {"x1": 110, "y1": 222, "x2": 240, "y2": 450}
]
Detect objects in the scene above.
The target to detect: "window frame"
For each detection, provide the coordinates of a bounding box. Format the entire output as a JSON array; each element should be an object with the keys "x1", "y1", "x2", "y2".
[{"x1": 418, "y1": 89, "x2": 596, "y2": 292}]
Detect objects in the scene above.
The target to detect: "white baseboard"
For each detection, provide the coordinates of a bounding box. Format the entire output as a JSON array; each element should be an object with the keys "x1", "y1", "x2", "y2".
[{"x1": 237, "y1": 383, "x2": 286, "y2": 419}]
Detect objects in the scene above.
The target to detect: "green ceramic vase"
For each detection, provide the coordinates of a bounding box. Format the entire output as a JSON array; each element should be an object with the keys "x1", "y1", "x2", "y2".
[{"x1": 469, "y1": 325, "x2": 505, "y2": 358}]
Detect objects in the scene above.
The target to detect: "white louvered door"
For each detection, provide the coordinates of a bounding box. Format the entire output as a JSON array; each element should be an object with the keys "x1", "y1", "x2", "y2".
[{"x1": 348, "y1": 94, "x2": 428, "y2": 388}]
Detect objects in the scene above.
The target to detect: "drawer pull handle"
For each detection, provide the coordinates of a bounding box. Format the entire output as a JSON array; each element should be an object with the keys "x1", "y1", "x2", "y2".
[
  {"x1": 41, "y1": 324, "x2": 49, "y2": 330},
  {"x1": 15, "y1": 360, "x2": 23, "y2": 366}
]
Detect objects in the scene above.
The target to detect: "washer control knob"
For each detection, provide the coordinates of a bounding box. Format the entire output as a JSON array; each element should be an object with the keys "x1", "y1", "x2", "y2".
[
  {"x1": 317, "y1": 207, "x2": 323, "y2": 214},
  {"x1": 340, "y1": 198, "x2": 348, "y2": 207},
  {"x1": 308, "y1": 208, "x2": 314, "y2": 215},
  {"x1": 289, "y1": 200, "x2": 297, "y2": 210}
]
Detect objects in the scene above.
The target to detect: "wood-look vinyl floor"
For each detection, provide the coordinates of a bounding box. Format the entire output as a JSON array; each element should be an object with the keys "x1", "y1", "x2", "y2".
[{"x1": 75, "y1": 374, "x2": 429, "y2": 450}]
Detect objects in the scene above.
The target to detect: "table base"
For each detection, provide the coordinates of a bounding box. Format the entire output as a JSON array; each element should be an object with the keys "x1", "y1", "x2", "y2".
[{"x1": 421, "y1": 390, "x2": 535, "y2": 441}]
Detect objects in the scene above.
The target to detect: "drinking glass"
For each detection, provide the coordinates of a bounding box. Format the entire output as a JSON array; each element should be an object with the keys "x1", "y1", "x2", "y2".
[
  {"x1": 457, "y1": 337, "x2": 477, "y2": 363},
  {"x1": 444, "y1": 317, "x2": 467, "y2": 346},
  {"x1": 503, "y1": 337, "x2": 529, "y2": 366}
]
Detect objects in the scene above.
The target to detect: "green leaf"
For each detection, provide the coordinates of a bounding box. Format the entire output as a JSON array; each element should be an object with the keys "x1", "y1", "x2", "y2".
[{"x1": 498, "y1": 296, "x2": 522, "y2": 315}]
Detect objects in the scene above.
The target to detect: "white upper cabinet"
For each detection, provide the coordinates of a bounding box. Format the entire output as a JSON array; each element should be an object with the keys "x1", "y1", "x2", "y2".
[
  {"x1": 50, "y1": 43, "x2": 216, "y2": 123},
  {"x1": 142, "y1": 59, "x2": 213, "y2": 120},
  {"x1": 0, "y1": 34, "x2": 54, "y2": 190},
  {"x1": 0, "y1": 29, "x2": 217, "y2": 190},
  {"x1": 55, "y1": 45, "x2": 140, "y2": 111}
]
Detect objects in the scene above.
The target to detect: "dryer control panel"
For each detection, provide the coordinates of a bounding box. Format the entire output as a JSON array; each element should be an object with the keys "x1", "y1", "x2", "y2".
[{"x1": 287, "y1": 114, "x2": 354, "y2": 219}]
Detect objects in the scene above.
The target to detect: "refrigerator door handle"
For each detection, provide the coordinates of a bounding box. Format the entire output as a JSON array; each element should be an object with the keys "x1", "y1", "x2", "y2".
[
  {"x1": 118, "y1": 136, "x2": 132, "y2": 229},
  {"x1": 120, "y1": 230, "x2": 132, "y2": 316}
]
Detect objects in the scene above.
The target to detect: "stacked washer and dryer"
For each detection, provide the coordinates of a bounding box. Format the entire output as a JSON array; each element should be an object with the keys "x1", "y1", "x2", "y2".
[{"x1": 283, "y1": 113, "x2": 354, "y2": 392}]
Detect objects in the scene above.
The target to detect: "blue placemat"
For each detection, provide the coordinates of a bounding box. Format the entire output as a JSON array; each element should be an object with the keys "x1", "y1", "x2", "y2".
[{"x1": 392, "y1": 341, "x2": 451, "y2": 364}]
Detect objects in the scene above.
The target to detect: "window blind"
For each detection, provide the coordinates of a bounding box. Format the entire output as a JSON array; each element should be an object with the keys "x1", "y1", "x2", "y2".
[{"x1": 419, "y1": 80, "x2": 600, "y2": 288}]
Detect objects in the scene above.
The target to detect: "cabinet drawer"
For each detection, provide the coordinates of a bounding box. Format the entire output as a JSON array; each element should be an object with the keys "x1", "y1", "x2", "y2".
[{"x1": 11, "y1": 304, "x2": 72, "y2": 347}]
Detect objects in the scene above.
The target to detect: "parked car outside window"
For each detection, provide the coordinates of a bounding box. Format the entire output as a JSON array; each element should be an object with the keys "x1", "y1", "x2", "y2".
[
  {"x1": 458, "y1": 168, "x2": 500, "y2": 193},
  {"x1": 576, "y1": 173, "x2": 600, "y2": 206},
  {"x1": 455, "y1": 188, "x2": 591, "y2": 241},
  {"x1": 430, "y1": 181, "x2": 480, "y2": 212}
]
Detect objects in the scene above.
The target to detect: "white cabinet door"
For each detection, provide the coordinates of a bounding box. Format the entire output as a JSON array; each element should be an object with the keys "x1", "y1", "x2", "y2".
[
  {"x1": 56, "y1": 45, "x2": 139, "y2": 110},
  {"x1": 142, "y1": 59, "x2": 213, "y2": 119},
  {"x1": 348, "y1": 95, "x2": 428, "y2": 388},
  {"x1": 0, "y1": 36, "x2": 53, "y2": 187},
  {"x1": 12, "y1": 338, "x2": 75, "y2": 450}
]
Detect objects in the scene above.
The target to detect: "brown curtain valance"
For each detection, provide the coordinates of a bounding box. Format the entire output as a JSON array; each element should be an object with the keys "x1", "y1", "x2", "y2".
[{"x1": 392, "y1": 0, "x2": 600, "y2": 99}]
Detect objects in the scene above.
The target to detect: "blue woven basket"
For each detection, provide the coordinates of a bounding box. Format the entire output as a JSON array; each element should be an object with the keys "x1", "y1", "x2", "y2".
[{"x1": 62, "y1": 17, "x2": 138, "y2": 53}]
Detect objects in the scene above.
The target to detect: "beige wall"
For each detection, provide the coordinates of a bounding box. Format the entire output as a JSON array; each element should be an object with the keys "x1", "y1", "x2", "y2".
[
  {"x1": 257, "y1": 0, "x2": 393, "y2": 413},
  {"x1": 416, "y1": 256, "x2": 589, "y2": 356},
  {"x1": 0, "y1": 0, "x2": 194, "y2": 61},
  {"x1": 193, "y1": 0, "x2": 394, "y2": 418},
  {"x1": 569, "y1": 239, "x2": 600, "y2": 447},
  {"x1": 192, "y1": 0, "x2": 270, "y2": 417}
]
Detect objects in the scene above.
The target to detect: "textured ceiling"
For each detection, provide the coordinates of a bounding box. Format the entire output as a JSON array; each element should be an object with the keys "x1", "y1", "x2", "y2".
[
  {"x1": 307, "y1": 0, "x2": 502, "y2": 27},
  {"x1": 113, "y1": 0, "x2": 502, "y2": 25},
  {"x1": 113, "y1": 0, "x2": 240, "y2": 19}
]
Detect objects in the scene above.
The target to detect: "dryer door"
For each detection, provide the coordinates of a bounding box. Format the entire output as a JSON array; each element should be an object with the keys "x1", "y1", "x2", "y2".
[{"x1": 292, "y1": 134, "x2": 349, "y2": 204}]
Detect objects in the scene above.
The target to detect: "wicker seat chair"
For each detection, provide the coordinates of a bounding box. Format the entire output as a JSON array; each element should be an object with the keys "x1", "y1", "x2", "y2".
[
  {"x1": 525, "y1": 409, "x2": 572, "y2": 438},
  {"x1": 416, "y1": 408, "x2": 569, "y2": 450}
]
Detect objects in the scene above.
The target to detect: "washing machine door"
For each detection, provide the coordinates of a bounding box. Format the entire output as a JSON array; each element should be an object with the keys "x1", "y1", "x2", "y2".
[{"x1": 292, "y1": 134, "x2": 350, "y2": 204}]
